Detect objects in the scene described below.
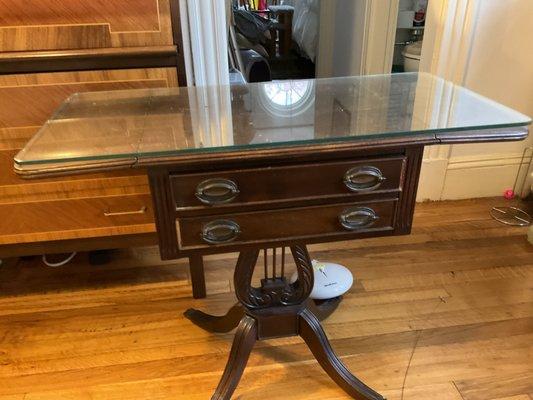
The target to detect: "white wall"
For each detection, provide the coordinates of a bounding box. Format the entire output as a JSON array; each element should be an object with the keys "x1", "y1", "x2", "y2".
[{"x1": 418, "y1": 0, "x2": 532, "y2": 200}]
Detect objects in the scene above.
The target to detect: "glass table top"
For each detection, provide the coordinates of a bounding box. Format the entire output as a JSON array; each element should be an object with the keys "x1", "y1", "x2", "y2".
[{"x1": 14, "y1": 73, "x2": 530, "y2": 173}]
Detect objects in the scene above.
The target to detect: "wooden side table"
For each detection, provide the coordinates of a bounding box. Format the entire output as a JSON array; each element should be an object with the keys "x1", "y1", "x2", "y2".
[{"x1": 14, "y1": 73, "x2": 530, "y2": 399}]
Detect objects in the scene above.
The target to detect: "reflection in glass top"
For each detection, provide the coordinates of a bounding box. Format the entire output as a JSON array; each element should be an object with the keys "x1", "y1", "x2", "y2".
[{"x1": 15, "y1": 73, "x2": 531, "y2": 168}]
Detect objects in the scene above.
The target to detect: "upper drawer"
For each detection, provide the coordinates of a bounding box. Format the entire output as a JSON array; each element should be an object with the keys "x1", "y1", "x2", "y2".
[
  {"x1": 170, "y1": 157, "x2": 406, "y2": 210},
  {"x1": 0, "y1": 0, "x2": 173, "y2": 52}
]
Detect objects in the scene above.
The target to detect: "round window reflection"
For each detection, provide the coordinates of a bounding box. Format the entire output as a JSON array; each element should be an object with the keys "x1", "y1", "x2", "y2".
[{"x1": 259, "y1": 80, "x2": 314, "y2": 117}]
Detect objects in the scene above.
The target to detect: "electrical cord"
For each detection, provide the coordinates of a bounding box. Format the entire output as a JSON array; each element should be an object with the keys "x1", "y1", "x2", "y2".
[{"x1": 42, "y1": 252, "x2": 77, "y2": 268}]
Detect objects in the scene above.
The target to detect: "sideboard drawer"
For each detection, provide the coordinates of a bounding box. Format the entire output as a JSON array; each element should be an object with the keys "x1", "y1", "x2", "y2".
[
  {"x1": 0, "y1": 194, "x2": 154, "y2": 245},
  {"x1": 177, "y1": 200, "x2": 396, "y2": 250},
  {"x1": 171, "y1": 157, "x2": 406, "y2": 210}
]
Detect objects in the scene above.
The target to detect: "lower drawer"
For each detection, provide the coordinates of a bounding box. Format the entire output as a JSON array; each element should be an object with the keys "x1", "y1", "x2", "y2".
[
  {"x1": 177, "y1": 199, "x2": 397, "y2": 250},
  {"x1": 0, "y1": 194, "x2": 154, "y2": 245}
]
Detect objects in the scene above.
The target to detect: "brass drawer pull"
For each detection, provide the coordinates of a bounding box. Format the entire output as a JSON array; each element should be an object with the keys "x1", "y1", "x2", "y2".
[
  {"x1": 104, "y1": 206, "x2": 147, "y2": 217},
  {"x1": 339, "y1": 207, "x2": 379, "y2": 230},
  {"x1": 343, "y1": 166, "x2": 386, "y2": 192},
  {"x1": 202, "y1": 219, "x2": 241, "y2": 244},
  {"x1": 195, "y1": 178, "x2": 240, "y2": 205}
]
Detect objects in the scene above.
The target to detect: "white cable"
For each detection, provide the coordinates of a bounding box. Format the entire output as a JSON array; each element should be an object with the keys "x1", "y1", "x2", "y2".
[{"x1": 42, "y1": 252, "x2": 77, "y2": 268}]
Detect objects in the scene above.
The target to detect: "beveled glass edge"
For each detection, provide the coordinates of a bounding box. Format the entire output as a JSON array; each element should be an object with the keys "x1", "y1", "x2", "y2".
[
  {"x1": 436, "y1": 125, "x2": 529, "y2": 143},
  {"x1": 13, "y1": 157, "x2": 137, "y2": 178},
  {"x1": 14, "y1": 122, "x2": 530, "y2": 168}
]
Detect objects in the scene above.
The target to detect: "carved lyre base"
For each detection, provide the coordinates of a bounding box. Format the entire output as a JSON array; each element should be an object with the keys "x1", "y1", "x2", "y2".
[{"x1": 185, "y1": 245, "x2": 384, "y2": 400}]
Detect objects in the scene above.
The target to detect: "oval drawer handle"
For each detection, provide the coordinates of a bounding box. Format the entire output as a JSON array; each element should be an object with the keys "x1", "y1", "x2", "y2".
[
  {"x1": 343, "y1": 166, "x2": 386, "y2": 192},
  {"x1": 202, "y1": 219, "x2": 241, "y2": 244},
  {"x1": 195, "y1": 178, "x2": 240, "y2": 205},
  {"x1": 339, "y1": 207, "x2": 379, "y2": 231},
  {"x1": 104, "y1": 206, "x2": 147, "y2": 217}
]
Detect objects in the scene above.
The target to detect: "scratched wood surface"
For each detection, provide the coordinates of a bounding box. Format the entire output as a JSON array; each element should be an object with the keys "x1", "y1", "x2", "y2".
[{"x1": 0, "y1": 197, "x2": 531, "y2": 399}]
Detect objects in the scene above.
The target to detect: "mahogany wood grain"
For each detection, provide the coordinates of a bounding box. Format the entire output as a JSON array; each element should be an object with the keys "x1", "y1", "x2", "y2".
[
  {"x1": 149, "y1": 146, "x2": 424, "y2": 259},
  {"x1": 0, "y1": 0, "x2": 174, "y2": 51},
  {"x1": 170, "y1": 156, "x2": 406, "y2": 211},
  {"x1": 211, "y1": 315, "x2": 258, "y2": 400},
  {"x1": 188, "y1": 254, "x2": 207, "y2": 299},
  {"x1": 299, "y1": 308, "x2": 384, "y2": 400},
  {"x1": 184, "y1": 304, "x2": 244, "y2": 333},
  {"x1": 177, "y1": 199, "x2": 397, "y2": 251}
]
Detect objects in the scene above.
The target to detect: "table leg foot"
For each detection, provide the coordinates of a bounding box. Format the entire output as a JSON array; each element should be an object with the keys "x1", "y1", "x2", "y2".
[
  {"x1": 211, "y1": 315, "x2": 257, "y2": 400},
  {"x1": 299, "y1": 308, "x2": 385, "y2": 400},
  {"x1": 184, "y1": 304, "x2": 244, "y2": 333}
]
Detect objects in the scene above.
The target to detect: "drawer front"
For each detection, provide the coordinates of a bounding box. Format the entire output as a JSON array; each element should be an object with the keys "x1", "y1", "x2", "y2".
[
  {"x1": 0, "y1": 68, "x2": 178, "y2": 151},
  {"x1": 0, "y1": 0, "x2": 173, "y2": 51},
  {"x1": 0, "y1": 194, "x2": 154, "y2": 245},
  {"x1": 171, "y1": 157, "x2": 406, "y2": 210},
  {"x1": 178, "y1": 200, "x2": 396, "y2": 250}
]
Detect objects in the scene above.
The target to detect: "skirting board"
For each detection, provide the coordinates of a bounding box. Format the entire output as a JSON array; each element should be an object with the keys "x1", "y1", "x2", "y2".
[
  {"x1": 417, "y1": 155, "x2": 532, "y2": 201},
  {"x1": 417, "y1": 158, "x2": 448, "y2": 201}
]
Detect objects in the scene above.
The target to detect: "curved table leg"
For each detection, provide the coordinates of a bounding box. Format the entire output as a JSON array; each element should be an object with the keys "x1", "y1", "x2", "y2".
[
  {"x1": 299, "y1": 309, "x2": 385, "y2": 400},
  {"x1": 211, "y1": 315, "x2": 257, "y2": 400},
  {"x1": 184, "y1": 304, "x2": 245, "y2": 333}
]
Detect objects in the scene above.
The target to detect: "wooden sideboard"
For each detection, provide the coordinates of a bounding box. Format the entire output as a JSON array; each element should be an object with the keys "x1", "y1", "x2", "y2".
[{"x1": 0, "y1": 0, "x2": 184, "y2": 259}]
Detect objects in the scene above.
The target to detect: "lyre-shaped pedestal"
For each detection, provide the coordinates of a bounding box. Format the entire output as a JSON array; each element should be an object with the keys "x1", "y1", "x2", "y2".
[{"x1": 185, "y1": 245, "x2": 384, "y2": 400}]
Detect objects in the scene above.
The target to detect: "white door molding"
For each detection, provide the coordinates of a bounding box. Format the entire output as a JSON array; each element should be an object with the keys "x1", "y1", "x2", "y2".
[
  {"x1": 316, "y1": 0, "x2": 399, "y2": 78},
  {"x1": 179, "y1": 0, "x2": 229, "y2": 86},
  {"x1": 362, "y1": 0, "x2": 399, "y2": 75},
  {"x1": 178, "y1": 0, "x2": 233, "y2": 147},
  {"x1": 417, "y1": 0, "x2": 481, "y2": 200}
]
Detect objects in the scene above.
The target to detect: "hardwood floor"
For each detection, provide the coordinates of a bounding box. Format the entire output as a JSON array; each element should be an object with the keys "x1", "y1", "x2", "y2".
[{"x1": 0, "y1": 197, "x2": 531, "y2": 399}]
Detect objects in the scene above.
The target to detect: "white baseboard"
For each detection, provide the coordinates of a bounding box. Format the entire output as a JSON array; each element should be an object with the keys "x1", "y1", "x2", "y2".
[
  {"x1": 416, "y1": 154, "x2": 532, "y2": 201},
  {"x1": 416, "y1": 158, "x2": 448, "y2": 201}
]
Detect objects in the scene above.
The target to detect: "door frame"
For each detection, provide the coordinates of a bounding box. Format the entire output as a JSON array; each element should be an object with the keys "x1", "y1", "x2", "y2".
[{"x1": 316, "y1": 0, "x2": 399, "y2": 78}]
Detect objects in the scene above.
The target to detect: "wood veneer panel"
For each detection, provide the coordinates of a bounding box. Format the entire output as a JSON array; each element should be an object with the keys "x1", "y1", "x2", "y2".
[
  {"x1": 0, "y1": 68, "x2": 179, "y2": 151},
  {"x1": 0, "y1": 0, "x2": 174, "y2": 51},
  {"x1": 0, "y1": 194, "x2": 155, "y2": 245},
  {"x1": 0, "y1": 150, "x2": 150, "y2": 203},
  {"x1": 0, "y1": 67, "x2": 176, "y2": 250}
]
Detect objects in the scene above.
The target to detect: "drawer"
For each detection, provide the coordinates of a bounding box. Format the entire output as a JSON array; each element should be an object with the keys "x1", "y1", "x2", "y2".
[
  {"x1": 177, "y1": 199, "x2": 397, "y2": 250},
  {"x1": 0, "y1": 0, "x2": 173, "y2": 51},
  {"x1": 0, "y1": 68, "x2": 178, "y2": 151},
  {"x1": 0, "y1": 194, "x2": 155, "y2": 245},
  {"x1": 171, "y1": 157, "x2": 406, "y2": 210}
]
